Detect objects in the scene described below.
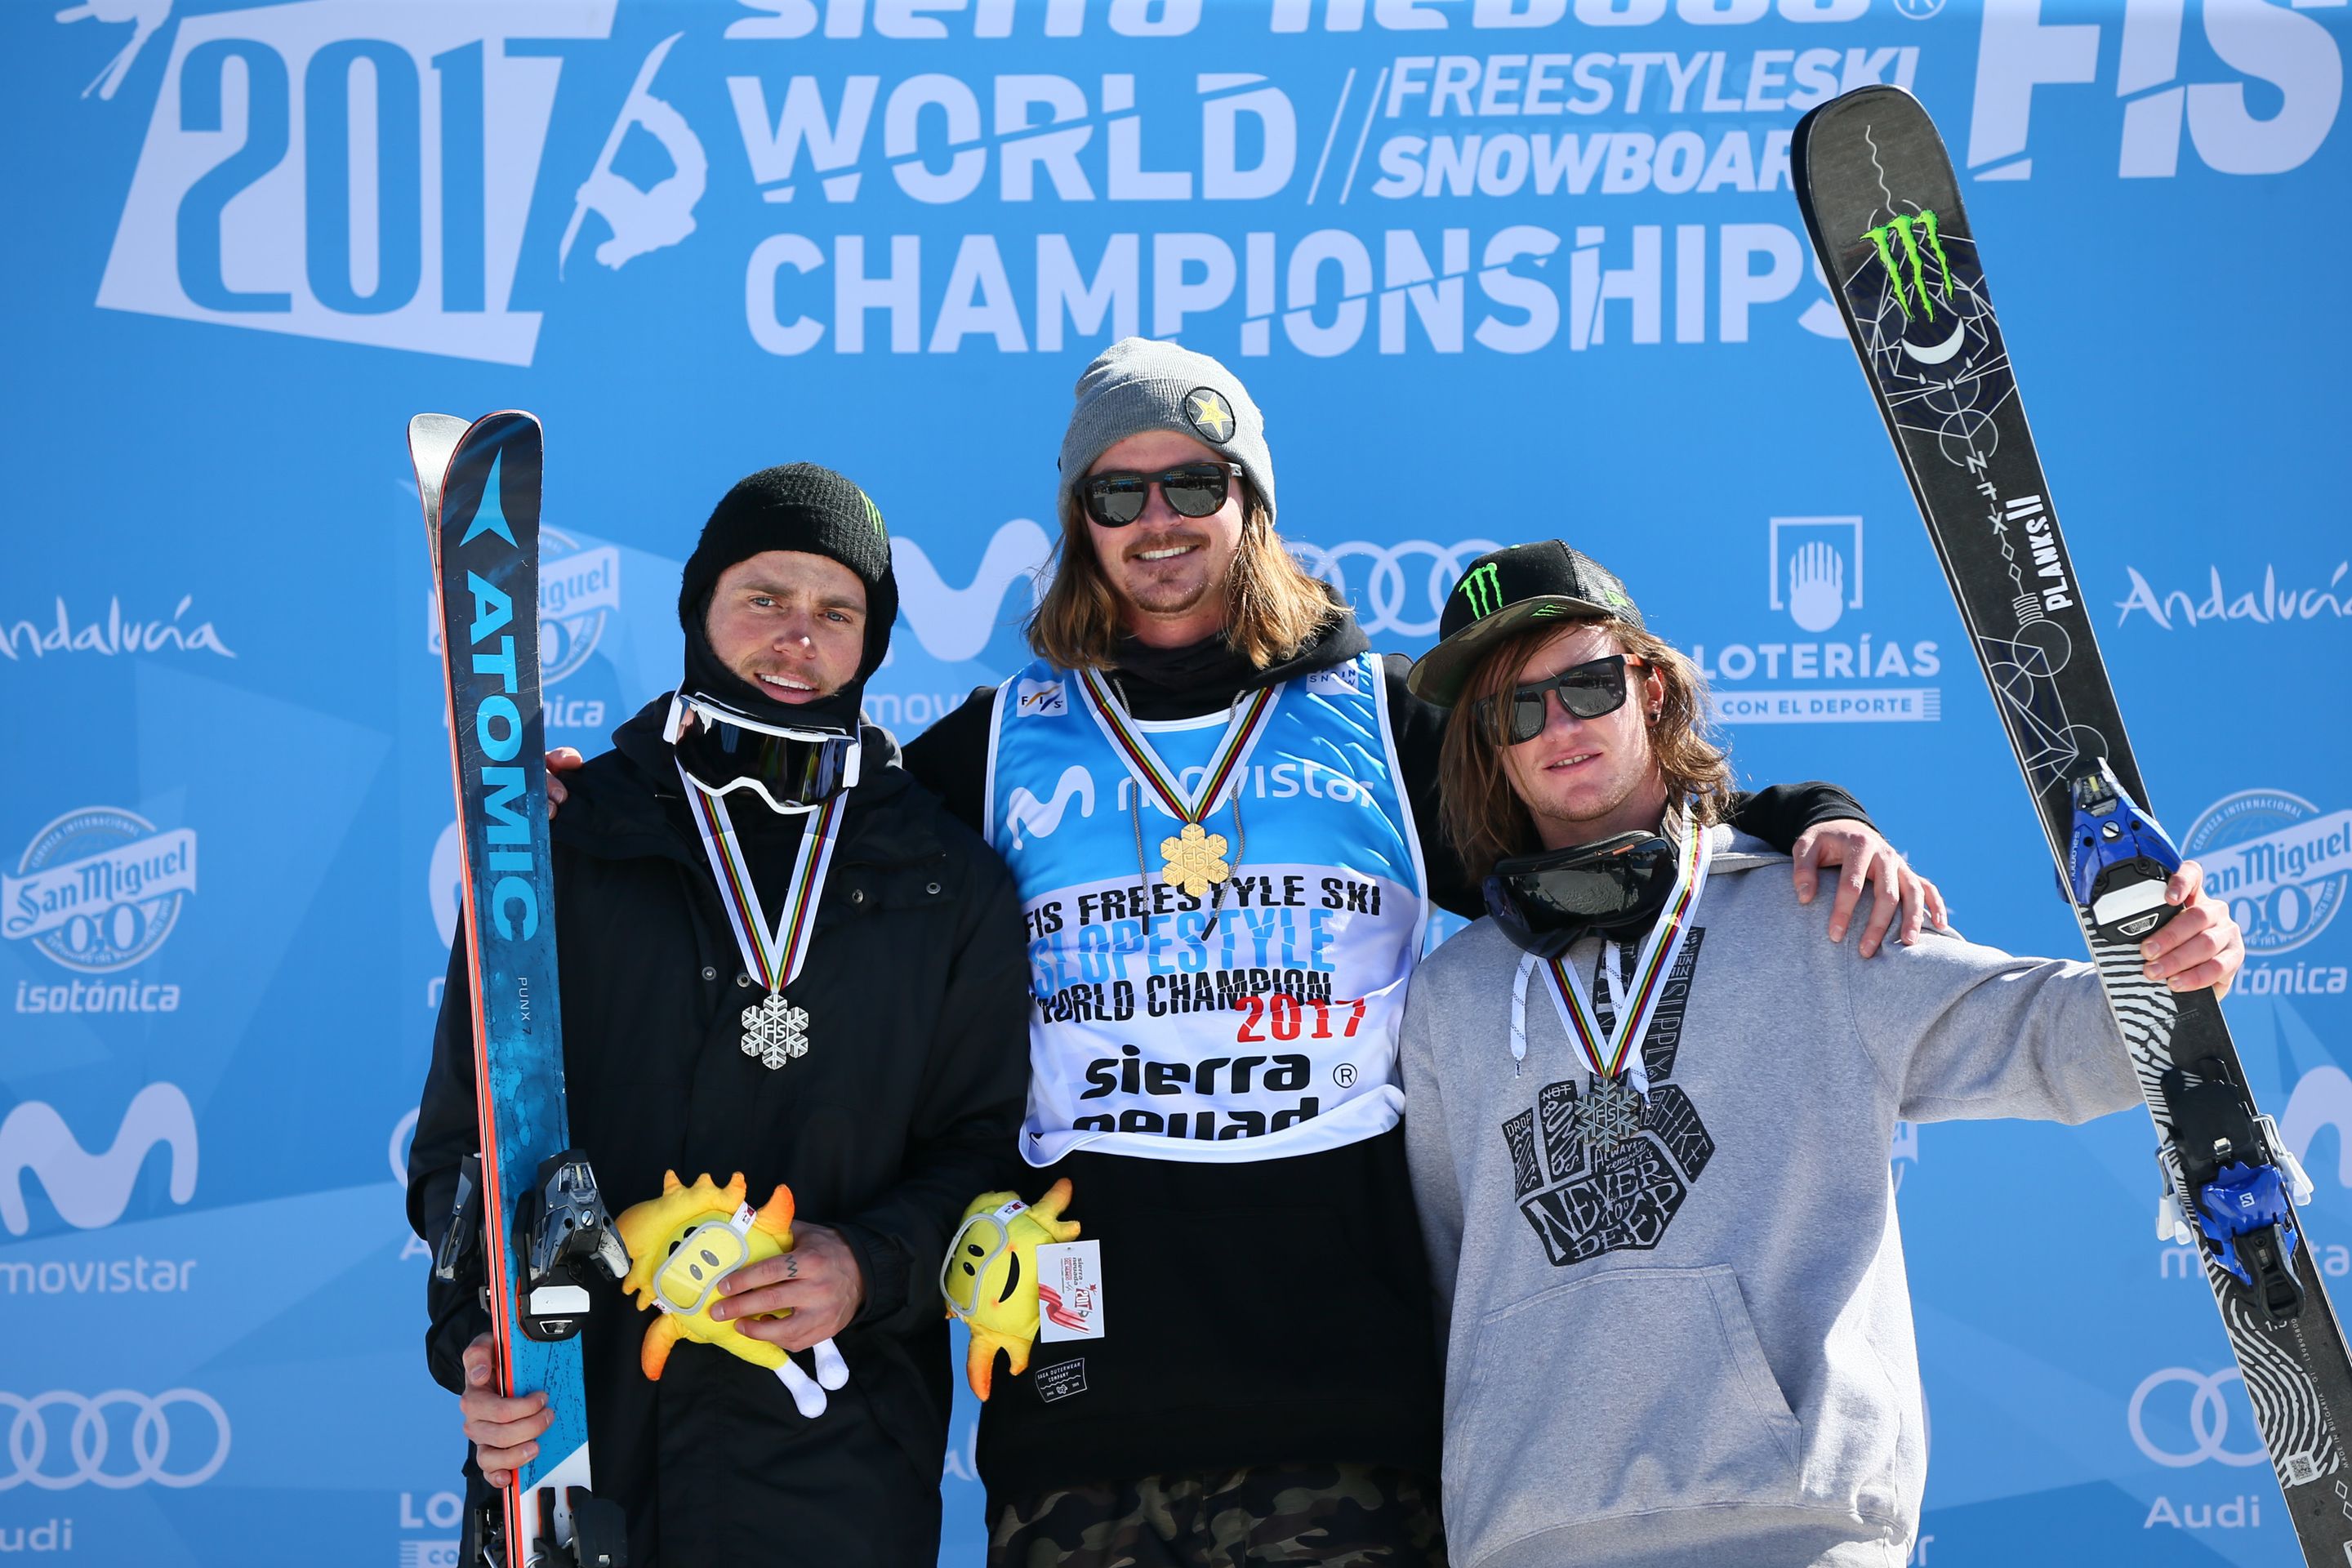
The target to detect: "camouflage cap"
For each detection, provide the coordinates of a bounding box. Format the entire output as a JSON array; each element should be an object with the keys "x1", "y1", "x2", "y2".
[{"x1": 1406, "y1": 541, "x2": 1645, "y2": 708}]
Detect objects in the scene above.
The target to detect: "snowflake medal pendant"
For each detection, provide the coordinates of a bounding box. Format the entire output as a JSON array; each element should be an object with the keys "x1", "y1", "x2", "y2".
[
  {"x1": 1160, "y1": 820, "x2": 1232, "y2": 898},
  {"x1": 1578, "y1": 1072, "x2": 1644, "y2": 1164},
  {"x1": 741, "y1": 990, "x2": 811, "y2": 1070}
]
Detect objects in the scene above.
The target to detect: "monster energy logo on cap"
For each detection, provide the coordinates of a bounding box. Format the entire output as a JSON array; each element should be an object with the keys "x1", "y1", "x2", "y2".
[
  {"x1": 860, "y1": 490, "x2": 887, "y2": 537},
  {"x1": 1458, "y1": 563, "x2": 1504, "y2": 619},
  {"x1": 1863, "y1": 210, "x2": 1953, "y2": 323}
]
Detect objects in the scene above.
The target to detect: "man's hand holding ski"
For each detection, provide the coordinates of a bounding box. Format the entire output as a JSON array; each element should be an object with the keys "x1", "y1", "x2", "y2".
[
  {"x1": 457, "y1": 1334, "x2": 551, "y2": 1492},
  {"x1": 2140, "y1": 859, "x2": 2243, "y2": 996}
]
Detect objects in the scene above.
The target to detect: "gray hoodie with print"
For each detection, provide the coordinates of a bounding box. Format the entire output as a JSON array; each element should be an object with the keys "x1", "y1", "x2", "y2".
[{"x1": 1401, "y1": 826, "x2": 2142, "y2": 1568}]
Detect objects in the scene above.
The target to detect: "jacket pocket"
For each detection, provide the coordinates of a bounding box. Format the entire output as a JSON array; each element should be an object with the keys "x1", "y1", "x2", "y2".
[{"x1": 1442, "y1": 1264, "x2": 1800, "y2": 1562}]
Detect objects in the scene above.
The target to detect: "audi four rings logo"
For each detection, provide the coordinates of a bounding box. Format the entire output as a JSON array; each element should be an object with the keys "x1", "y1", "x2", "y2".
[
  {"x1": 2, "y1": 1388, "x2": 229, "y2": 1490},
  {"x1": 2127, "y1": 1367, "x2": 2268, "y2": 1468},
  {"x1": 1290, "y1": 539, "x2": 1502, "y2": 639}
]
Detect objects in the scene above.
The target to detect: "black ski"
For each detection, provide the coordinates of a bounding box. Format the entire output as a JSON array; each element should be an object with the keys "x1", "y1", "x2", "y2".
[{"x1": 1794, "y1": 86, "x2": 2352, "y2": 1562}]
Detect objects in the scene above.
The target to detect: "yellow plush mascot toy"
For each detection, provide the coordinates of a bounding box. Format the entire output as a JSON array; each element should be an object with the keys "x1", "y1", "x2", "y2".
[
  {"x1": 616, "y1": 1171, "x2": 849, "y2": 1419},
  {"x1": 940, "y1": 1179, "x2": 1080, "y2": 1400}
]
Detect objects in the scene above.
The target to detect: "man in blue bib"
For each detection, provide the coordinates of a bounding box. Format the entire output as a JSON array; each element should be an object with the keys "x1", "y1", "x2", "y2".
[{"x1": 898, "y1": 340, "x2": 1940, "y2": 1566}]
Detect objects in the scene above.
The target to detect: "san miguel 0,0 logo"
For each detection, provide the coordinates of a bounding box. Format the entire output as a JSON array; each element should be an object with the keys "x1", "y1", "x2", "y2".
[
  {"x1": 4, "y1": 807, "x2": 194, "y2": 1013},
  {"x1": 2185, "y1": 790, "x2": 2352, "y2": 994}
]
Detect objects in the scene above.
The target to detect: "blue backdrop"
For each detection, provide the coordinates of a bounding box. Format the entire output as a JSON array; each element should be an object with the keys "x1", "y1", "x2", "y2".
[{"x1": 4, "y1": 1, "x2": 2348, "y2": 1563}]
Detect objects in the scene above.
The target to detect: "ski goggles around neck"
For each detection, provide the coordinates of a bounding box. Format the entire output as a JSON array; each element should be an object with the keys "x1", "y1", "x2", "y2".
[
  {"x1": 1079, "y1": 461, "x2": 1244, "y2": 527},
  {"x1": 1477, "y1": 653, "x2": 1648, "y2": 745},
  {"x1": 666, "y1": 692, "x2": 862, "y2": 813},
  {"x1": 1485, "y1": 829, "x2": 1681, "y2": 956}
]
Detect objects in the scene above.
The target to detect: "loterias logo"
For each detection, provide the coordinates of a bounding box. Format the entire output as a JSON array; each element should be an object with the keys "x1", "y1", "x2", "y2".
[
  {"x1": 0, "y1": 1082, "x2": 198, "y2": 1237},
  {"x1": 1690, "y1": 516, "x2": 1942, "y2": 725},
  {"x1": 5, "y1": 807, "x2": 196, "y2": 994}
]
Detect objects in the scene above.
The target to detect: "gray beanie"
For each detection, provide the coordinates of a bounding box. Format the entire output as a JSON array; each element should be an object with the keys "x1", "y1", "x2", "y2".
[{"x1": 1058, "y1": 337, "x2": 1276, "y2": 525}]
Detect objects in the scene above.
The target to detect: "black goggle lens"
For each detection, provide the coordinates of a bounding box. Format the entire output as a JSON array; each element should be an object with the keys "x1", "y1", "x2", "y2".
[
  {"x1": 674, "y1": 702, "x2": 858, "y2": 808},
  {"x1": 1082, "y1": 464, "x2": 1234, "y2": 527}
]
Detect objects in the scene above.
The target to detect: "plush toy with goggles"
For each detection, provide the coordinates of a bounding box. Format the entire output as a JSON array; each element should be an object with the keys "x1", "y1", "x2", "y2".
[
  {"x1": 941, "y1": 1180, "x2": 1081, "y2": 1400},
  {"x1": 617, "y1": 1170, "x2": 850, "y2": 1418}
]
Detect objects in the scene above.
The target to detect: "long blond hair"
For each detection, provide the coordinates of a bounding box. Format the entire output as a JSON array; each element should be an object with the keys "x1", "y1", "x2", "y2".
[
  {"x1": 1437, "y1": 619, "x2": 1735, "y2": 883},
  {"x1": 1025, "y1": 483, "x2": 1339, "y2": 670}
]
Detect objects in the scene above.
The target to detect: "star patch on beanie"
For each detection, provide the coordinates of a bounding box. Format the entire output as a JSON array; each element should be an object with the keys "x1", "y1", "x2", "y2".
[{"x1": 1058, "y1": 338, "x2": 1275, "y2": 527}]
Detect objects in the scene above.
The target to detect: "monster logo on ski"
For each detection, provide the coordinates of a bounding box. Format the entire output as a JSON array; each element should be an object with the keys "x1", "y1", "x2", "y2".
[
  {"x1": 1794, "y1": 87, "x2": 2352, "y2": 1564},
  {"x1": 411, "y1": 412, "x2": 630, "y2": 1568}
]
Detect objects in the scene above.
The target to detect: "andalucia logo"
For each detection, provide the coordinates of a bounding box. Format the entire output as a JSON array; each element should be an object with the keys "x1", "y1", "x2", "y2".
[{"x1": 1863, "y1": 210, "x2": 1953, "y2": 322}]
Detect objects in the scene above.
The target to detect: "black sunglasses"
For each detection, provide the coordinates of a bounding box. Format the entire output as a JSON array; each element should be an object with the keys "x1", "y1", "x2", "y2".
[
  {"x1": 1080, "y1": 461, "x2": 1244, "y2": 528},
  {"x1": 1477, "y1": 653, "x2": 1647, "y2": 745}
]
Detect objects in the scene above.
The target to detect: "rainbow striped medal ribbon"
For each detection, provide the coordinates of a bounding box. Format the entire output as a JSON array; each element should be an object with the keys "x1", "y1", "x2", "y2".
[
  {"x1": 1539, "y1": 814, "x2": 1713, "y2": 1131},
  {"x1": 1074, "y1": 669, "x2": 1281, "y2": 898},
  {"x1": 679, "y1": 766, "x2": 846, "y2": 1070}
]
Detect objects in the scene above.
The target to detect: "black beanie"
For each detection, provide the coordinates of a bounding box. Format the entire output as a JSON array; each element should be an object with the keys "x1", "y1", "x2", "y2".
[{"x1": 678, "y1": 463, "x2": 899, "y2": 683}]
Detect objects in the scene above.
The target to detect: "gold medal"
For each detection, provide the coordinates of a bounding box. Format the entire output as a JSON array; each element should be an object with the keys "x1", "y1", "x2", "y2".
[{"x1": 1158, "y1": 821, "x2": 1232, "y2": 897}]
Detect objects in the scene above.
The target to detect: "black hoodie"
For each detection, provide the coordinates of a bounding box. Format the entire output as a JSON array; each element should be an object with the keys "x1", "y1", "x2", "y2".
[
  {"x1": 408, "y1": 699, "x2": 1032, "y2": 1567},
  {"x1": 898, "y1": 612, "x2": 1873, "y2": 1499}
]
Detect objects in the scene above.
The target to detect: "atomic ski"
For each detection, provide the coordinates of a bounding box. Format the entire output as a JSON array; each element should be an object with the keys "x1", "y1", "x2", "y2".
[
  {"x1": 1793, "y1": 87, "x2": 2352, "y2": 1561},
  {"x1": 412, "y1": 412, "x2": 630, "y2": 1568}
]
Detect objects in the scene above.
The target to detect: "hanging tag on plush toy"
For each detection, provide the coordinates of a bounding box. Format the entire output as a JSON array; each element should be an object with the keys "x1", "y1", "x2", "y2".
[
  {"x1": 941, "y1": 1178, "x2": 1080, "y2": 1400},
  {"x1": 1034, "y1": 1239, "x2": 1105, "y2": 1343}
]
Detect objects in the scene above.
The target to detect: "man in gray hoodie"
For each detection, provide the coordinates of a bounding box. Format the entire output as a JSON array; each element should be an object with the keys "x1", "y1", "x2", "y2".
[{"x1": 1396, "y1": 541, "x2": 2245, "y2": 1568}]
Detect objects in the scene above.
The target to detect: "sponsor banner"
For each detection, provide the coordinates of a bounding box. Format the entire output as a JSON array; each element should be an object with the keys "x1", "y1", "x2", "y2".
[{"x1": 7, "y1": 2, "x2": 2348, "y2": 1564}]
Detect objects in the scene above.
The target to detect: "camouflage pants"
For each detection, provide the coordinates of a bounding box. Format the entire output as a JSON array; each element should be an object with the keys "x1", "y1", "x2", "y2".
[{"x1": 988, "y1": 1463, "x2": 1448, "y2": 1568}]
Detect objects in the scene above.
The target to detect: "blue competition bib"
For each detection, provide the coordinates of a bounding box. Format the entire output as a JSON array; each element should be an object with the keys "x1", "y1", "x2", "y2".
[{"x1": 986, "y1": 653, "x2": 1427, "y2": 1165}]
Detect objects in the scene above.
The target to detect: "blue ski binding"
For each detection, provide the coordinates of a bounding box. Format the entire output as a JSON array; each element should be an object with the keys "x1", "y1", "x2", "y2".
[{"x1": 2066, "y1": 761, "x2": 2182, "y2": 941}]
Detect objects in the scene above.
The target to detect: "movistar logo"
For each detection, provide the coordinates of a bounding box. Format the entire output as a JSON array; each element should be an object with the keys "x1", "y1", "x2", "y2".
[
  {"x1": 1863, "y1": 210, "x2": 1953, "y2": 323},
  {"x1": 1458, "y1": 563, "x2": 1504, "y2": 619}
]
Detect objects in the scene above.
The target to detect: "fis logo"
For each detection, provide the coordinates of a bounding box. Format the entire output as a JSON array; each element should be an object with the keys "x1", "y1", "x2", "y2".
[
  {"x1": 1456, "y1": 562, "x2": 1504, "y2": 620},
  {"x1": 94, "y1": 5, "x2": 621, "y2": 365},
  {"x1": 4, "y1": 808, "x2": 196, "y2": 973},
  {"x1": 0, "y1": 1082, "x2": 198, "y2": 1236},
  {"x1": 1969, "y1": 0, "x2": 2343, "y2": 181},
  {"x1": 1016, "y1": 678, "x2": 1070, "y2": 718},
  {"x1": 1862, "y1": 211, "x2": 1953, "y2": 323}
]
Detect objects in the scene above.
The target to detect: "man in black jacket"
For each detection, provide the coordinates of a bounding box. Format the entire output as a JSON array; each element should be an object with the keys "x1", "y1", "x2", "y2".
[
  {"x1": 889, "y1": 339, "x2": 1942, "y2": 1566},
  {"x1": 408, "y1": 465, "x2": 1031, "y2": 1567}
]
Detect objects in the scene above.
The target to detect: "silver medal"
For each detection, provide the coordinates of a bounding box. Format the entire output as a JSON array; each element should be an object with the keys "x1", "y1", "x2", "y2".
[
  {"x1": 1578, "y1": 1074, "x2": 1644, "y2": 1163},
  {"x1": 741, "y1": 991, "x2": 810, "y2": 1070}
]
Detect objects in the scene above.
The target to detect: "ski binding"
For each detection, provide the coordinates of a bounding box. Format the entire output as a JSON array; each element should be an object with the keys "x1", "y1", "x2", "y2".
[
  {"x1": 2066, "y1": 761, "x2": 2182, "y2": 940},
  {"x1": 515, "y1": 1152, "x2": 630, "y2": 1341},
  {"x1": 2162, "y1": 1058, "x2": 2307, "y2": 1323}
]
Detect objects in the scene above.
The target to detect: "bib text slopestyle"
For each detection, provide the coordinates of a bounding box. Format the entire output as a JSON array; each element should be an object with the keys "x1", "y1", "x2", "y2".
[{"x1": 988, "y1": 654, "x2": 1428, "y2": 1165}]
